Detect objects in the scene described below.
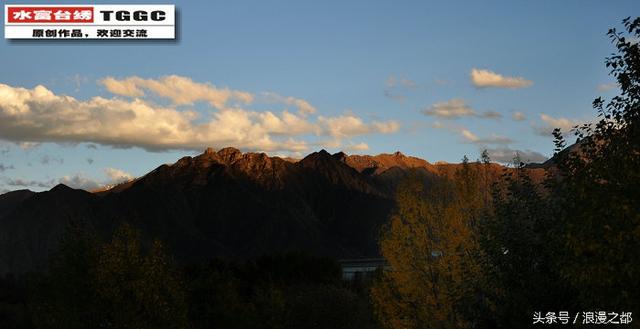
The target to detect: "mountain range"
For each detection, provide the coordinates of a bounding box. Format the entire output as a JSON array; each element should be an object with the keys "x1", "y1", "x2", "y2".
[{"x1": 0, "y1": 147, "x2": 546, "y2": 275}]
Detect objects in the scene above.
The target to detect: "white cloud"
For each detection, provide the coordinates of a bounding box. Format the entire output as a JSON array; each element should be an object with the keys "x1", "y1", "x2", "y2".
[
  {"x1": 344, "y1": 142, "x2": 369, "y2": 152},
  {"x1": 100, "y1": 75, "x2": 254, "y2": 109},
  {"x1": 512, "y1": 111, "x2": 526, "y2": 121},
  {"x1": 386, "y1": 75, "x2": 415, "y2": 88},
  {"x1": 4, "y1": 178, "x2": 54, "y2": 188},
  {"x1": 260, "y1": 92, "x2": 317, "y2": 115},
  {"x1": 317, "y1": 114, "x2": 399, "y2": 139},
  {"x1": 400, "y1": 78, "x2": 416, "y2": 89},
  {"x1": 461, "y1": 129, "x2": 479, "y2": 142},
  {"x1": 480, "y1": 111, "x2": 502, "y2": 120},
  {"x1": 534, "y1": 113, "x2": 582, "y2": 136},
  {"x1": 70, "y1": 74, "x2": 89, "y2": 92},
  {"x1": 18, "y1": 142, "x2": 40, "y2": 150},
  {"x1": 422, "y1": 98, "x2": 501, "y2": 120},
  {"x1": 423, "y1": 99, "x2": 476, "y2": 119},
  {"x1": 460, "y1": 129, "x2": 513, "y2": 145},
  {"x1": 1, "y1": 167, "x2": 135, "y2": 192},
  {"x1": 596, "y1": 82, "x2": 618, "y2": 92},
  {"x1": 384, "y1": 75, "x2": 416, "y2": 102},
  {"x1": 372, "y1": 120, "x2": 401, "y2": 134},
  {"x1": 0, "y1": 79, "x2": 399, "y2": 154},
  {"x1": 317, "y1": 138, "x2": 342, "y2": 149},
  {"x1": 59, "y1": 174, "x2": 102, "y2": 191},
  {"x1": 386, "y1": 76, "x2": 397, "y2": 88},
  {"x1": 470, "y1": 68, "x2": 533, "y2": 89},
  {"x1": 59, "y1": 167, "x2": 134, "y2": 191},
  {"x1": 485, "y1": 147, "x2": 548, "y2": 164},
  {"x1": 104, "y1": 168, "x2": 134, "y2": 184},
  {"x1": 431, "y1": 122, "x2": 513, "y2": 145}
]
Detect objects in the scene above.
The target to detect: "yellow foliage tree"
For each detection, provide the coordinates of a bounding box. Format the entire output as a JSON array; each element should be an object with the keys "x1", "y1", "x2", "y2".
[{"x1": 372, "y1": 161, "x2": 488, "y2": 329}]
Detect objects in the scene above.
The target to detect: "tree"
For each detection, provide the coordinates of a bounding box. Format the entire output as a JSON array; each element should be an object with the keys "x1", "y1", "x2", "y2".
[
  {"x1": 371, "y1": 161, "x2": 489, "y2": 329},
  {"x1": 479, "y1": 162, "x2": 576, "y2": 328},
  {"x1": 30, "y1": 223, "x2": 100, "y2": 329},
  {"x1": 550, "y1": 17, "x2": 640, "y2": 310},
  {"x1": 93, "y1": 224, "x2": 188, "y2": 329},
  {"x1": 32, "y1": 223, "x2": 188, "y2": 329}
]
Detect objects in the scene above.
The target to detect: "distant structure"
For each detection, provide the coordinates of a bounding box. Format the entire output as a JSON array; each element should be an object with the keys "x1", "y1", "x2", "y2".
[{"x1": 338, "y1": 258, "x2": 390, "y2": 281}]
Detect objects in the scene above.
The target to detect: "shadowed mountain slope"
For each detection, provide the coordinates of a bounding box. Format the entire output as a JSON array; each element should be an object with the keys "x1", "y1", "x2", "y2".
[{"x1": 0, "y1": 147, "x2": 550, "y2": 275}]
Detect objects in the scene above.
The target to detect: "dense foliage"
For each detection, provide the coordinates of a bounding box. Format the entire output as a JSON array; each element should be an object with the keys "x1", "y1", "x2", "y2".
[{"x1": 0, "y1": 225, "x2": 377, "y2": 329}]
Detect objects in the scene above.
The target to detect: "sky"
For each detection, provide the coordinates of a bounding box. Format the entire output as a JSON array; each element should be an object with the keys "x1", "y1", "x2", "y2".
[{"x1": 0, "y1": 0, "x2": 638, "y2": 193}]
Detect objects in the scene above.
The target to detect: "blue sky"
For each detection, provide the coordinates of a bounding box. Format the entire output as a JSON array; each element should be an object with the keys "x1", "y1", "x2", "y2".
[{"x1": 0, "y1": 0, "x2": 637, "y2": 192}]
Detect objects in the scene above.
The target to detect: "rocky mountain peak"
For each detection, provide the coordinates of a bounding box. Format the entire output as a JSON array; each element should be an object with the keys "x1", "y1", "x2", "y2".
[
  {"x1": 299, "y1": 149, "x2": 338, "y2": 166},
  {"x1": 332, "y1": 151, "x2": 348, "y2": 162},
  {"x1": 217, "y1": 147, "x2": 243, "y2": 163},
  {"x1": 50, "y1": 183, "x2": 73, "y2": 192}
]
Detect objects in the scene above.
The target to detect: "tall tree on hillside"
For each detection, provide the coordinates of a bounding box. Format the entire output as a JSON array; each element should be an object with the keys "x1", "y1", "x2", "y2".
[
  {"x1": 550, "y1": 17, "x2": 640, "y2": 310},
  {"x1": 479, "y1": 161, "x2": 576, "y2": 327}
]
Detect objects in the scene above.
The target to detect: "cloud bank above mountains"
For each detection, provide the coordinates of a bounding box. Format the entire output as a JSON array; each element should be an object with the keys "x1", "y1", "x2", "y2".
[{"x1": 0, "y1": 76, "x2": 399, "y2": 153}]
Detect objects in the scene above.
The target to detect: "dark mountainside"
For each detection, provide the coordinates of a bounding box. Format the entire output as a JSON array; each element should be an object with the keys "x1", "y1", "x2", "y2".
[{"x1": 0, "y1": 147, "x2": 546, "y2": 275}]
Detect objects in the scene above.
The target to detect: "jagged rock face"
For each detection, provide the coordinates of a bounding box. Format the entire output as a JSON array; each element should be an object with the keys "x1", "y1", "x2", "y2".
[
  {"x1": 344, "y1": 152, "x2": 436, "y2": 176},
  {"x1": 298, "y1": 150, "x2": 384, "y2": 196},
  {"x1": 216, "y1": 147, "x2": 243, "y2": 163}
]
